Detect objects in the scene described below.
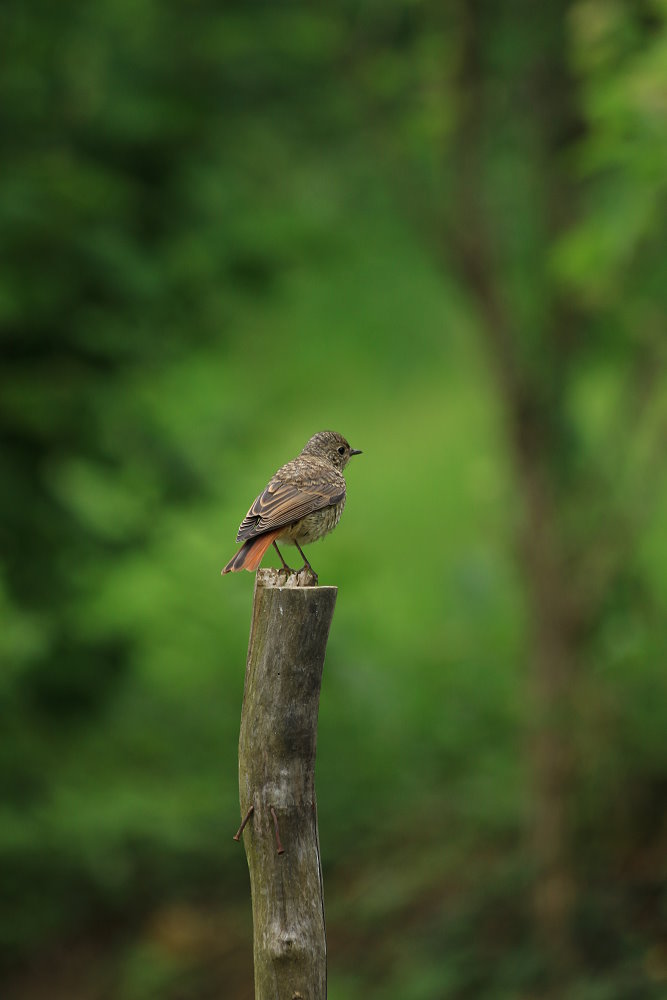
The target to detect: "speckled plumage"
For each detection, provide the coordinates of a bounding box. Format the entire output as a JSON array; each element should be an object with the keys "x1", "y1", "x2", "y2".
[{"x1": 221, "y1": 431, "x2": 362, "y2": 576}]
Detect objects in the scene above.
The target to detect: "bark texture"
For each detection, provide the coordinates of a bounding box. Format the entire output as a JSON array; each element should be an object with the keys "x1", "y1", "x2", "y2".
[{"x1": 237, "y1": 567, "x2": 337, "y2": 999}]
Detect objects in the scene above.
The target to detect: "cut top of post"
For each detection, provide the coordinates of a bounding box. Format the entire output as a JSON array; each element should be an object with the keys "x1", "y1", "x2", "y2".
[{"x1": 255, "y1": 566, "x2": 338, "y2": 592}]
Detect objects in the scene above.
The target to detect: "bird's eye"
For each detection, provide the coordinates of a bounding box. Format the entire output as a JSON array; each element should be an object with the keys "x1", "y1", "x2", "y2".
[{"x1": 337, "y1": 445, "x2": 345, "y2": 455}]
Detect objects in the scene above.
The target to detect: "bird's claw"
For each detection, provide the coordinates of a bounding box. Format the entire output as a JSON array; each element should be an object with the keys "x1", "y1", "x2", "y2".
[{"x1": 297, "y1": 565, "x2": 318, "y2": 586}]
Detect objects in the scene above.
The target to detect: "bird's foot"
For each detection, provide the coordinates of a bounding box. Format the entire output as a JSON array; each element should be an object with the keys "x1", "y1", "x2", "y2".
[
  {"x1": 293, "y1": 541, "x2": 317, "y2": 584},
  {"x1": 274, "y1": 566, "x2": 295, "y2": 586},
  {"x1": 296, "y1": 565, "x2": 318, "y2": 586}
]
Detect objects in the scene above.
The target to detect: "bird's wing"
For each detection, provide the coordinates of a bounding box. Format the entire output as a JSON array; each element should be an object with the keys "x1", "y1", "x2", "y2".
[{"x1": 236, "y1": 476, "x2": 345, "y2": 542}]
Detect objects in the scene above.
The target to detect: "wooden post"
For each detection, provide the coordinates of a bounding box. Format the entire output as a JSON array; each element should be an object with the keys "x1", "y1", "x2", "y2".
[{"x1": 236, "y1": 567, "x2": 337, "y2": 999}]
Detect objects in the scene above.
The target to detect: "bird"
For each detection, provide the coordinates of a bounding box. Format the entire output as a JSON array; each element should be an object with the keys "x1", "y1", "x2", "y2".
[{"x1": 221, "y1": 430, "x2": 362, "y2": 579}]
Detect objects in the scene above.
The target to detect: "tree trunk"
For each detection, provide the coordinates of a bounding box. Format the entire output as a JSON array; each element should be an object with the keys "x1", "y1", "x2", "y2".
[{"x1": 451, "y1": 0, "x2": 580, "y2": 975}]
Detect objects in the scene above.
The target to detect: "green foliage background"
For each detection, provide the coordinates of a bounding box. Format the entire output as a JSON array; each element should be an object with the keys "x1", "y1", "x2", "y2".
[{"x1": 1, "y1": 1, "x2": 665, "y2": 998}]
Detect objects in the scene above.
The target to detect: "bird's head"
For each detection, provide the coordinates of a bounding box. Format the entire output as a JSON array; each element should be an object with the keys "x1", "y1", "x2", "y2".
[{"x1": 301, "y1": 431, "x2": 362, "y2": 470}]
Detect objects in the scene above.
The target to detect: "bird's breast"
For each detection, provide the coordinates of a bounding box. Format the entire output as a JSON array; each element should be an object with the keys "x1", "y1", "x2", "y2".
[{"x1": 279, "y1": 498, "x2": 345, "y2": 545}]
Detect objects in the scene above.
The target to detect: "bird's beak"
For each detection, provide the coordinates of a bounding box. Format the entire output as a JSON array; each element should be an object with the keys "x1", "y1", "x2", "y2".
[{"x1": 350, "y1": 448, "x2": 363, "y2": 456}]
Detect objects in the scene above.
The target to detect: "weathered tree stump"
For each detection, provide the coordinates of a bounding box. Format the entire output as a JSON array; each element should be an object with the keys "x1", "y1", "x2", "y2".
[{"x1": 236, "y1": 567, "x2": 337, "y2": 999}]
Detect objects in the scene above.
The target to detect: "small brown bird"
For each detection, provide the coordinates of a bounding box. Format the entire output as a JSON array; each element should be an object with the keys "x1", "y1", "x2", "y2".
[{"x1": 221, "y1": 430, "x2": 362, "y2": 578}]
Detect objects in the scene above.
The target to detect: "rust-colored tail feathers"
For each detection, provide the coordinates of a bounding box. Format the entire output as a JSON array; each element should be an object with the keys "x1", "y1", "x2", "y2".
[{"x1": 221, "y1": 529, "x2": 282, "y2": 574}]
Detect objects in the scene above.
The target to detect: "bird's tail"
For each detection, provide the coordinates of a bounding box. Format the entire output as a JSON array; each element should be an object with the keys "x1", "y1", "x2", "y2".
[{"x1": 221, "y1": 529, "x2": 282, "y2": 574}]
